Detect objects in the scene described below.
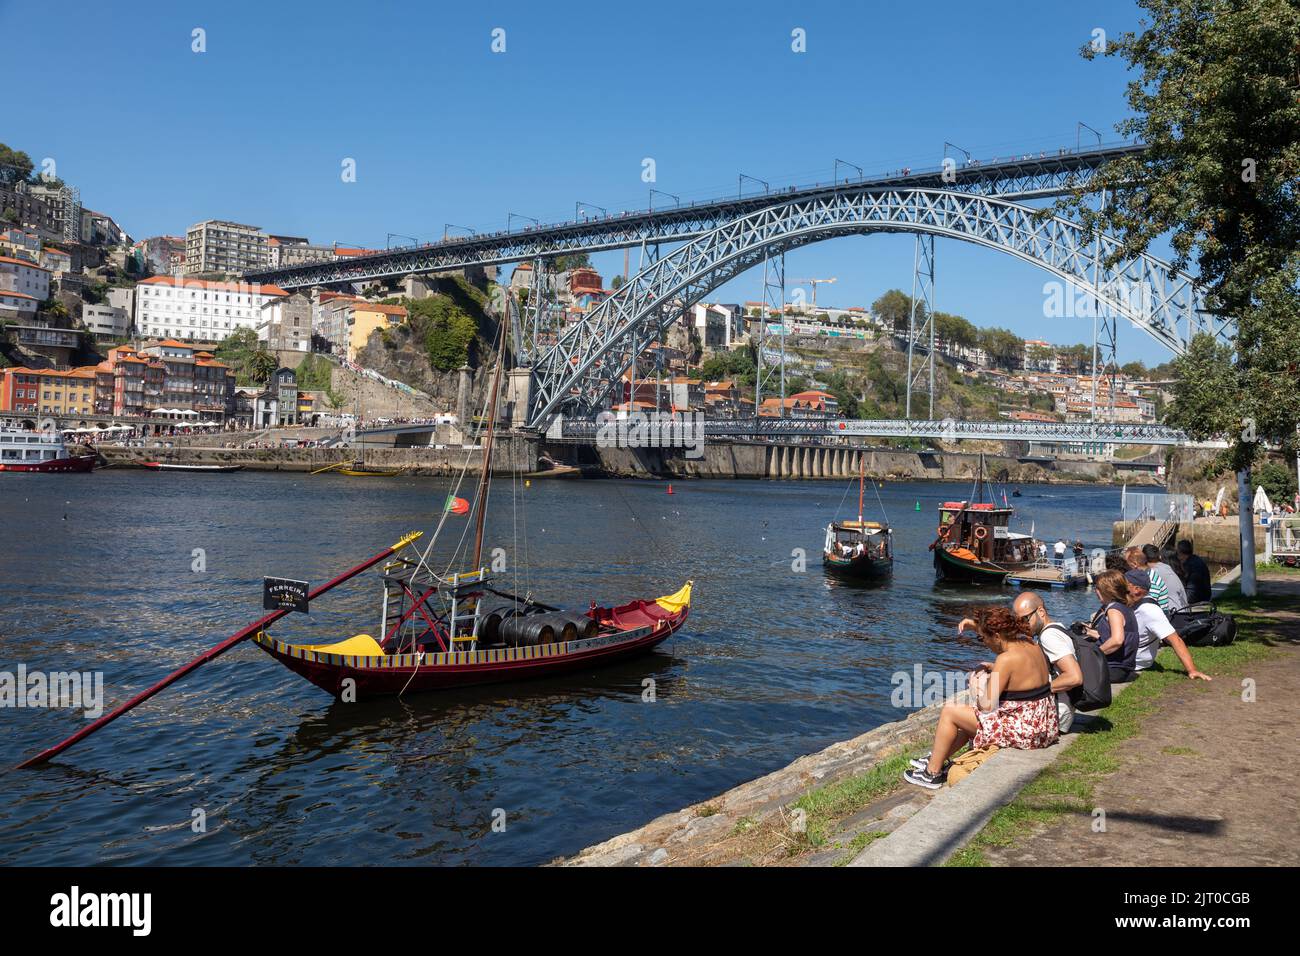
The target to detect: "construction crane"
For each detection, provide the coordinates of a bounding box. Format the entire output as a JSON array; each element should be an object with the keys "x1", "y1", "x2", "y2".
[{"x1": 793, "y1": 277, "x2": 836, "y2": 311}]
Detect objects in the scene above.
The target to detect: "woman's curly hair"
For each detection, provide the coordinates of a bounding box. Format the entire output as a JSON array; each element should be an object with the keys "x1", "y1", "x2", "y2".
[{"x1": 973, "y1": 606, "x2": 1032, "y2": 644}]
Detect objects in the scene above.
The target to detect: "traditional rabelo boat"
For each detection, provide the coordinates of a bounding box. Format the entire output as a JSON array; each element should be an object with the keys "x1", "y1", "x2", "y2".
[
  {"x1": 18, "y1": 298, "x2": 692, "y2": 768},
  {"x1": 929, "y1": 456, "x2": 1038, "y2": 584},
  {"x1": 823, "y1": 455, "x2": 892, "y2": 580},
  {"x1": 311, "y1": 460, "x2": 408, "y2": 478}
]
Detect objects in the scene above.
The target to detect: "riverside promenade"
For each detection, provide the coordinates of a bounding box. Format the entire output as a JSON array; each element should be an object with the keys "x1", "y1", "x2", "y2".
[{"x1": 561, "y1": 572, "x2": 1298, "y2": 867}]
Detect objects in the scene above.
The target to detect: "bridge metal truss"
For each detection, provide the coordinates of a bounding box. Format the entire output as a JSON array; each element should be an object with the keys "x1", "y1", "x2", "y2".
[
  {"x1": 526, "y1": 187, "x2": 1218, "y2": 428},
  {"x1": 552, "y1": 416, "x2": 1190, "y2": 446},
  {"x1": 243, "y1": 145, "x2": 1144, "y2": 290}
]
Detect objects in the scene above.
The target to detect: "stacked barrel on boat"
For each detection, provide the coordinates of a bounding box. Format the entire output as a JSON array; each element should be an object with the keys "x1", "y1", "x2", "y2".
[{"x1": 479, "y1": 603, "x2": 599, "y2": 647}]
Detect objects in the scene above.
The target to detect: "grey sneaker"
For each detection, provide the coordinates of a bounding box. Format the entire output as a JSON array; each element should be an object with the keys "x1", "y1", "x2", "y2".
[
  {"x1": 903, "y1": 766, "x2": 948, "y2": 790},
  {"x1": 908, "y1": 752, "x2": 951, "y2": 773}
]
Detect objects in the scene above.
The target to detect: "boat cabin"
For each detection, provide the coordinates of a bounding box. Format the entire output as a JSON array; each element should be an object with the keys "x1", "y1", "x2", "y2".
[
  {"x1": 937, "y1": 501, "x2": 1034, "y2": 564},
  {"x1": 825, "y1": 520, "x2": 891, "y2": 560}
]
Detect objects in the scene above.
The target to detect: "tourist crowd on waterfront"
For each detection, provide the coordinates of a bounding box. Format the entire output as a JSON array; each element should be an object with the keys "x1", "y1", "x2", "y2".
[{"x1": 904, "y1": 539, "x2": 1217, "y2": 790}]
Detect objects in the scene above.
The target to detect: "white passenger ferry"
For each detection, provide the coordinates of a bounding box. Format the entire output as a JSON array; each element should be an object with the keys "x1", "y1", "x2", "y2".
[{"x1": 0, "y1": 420, "x2": 97, "y2": 473}]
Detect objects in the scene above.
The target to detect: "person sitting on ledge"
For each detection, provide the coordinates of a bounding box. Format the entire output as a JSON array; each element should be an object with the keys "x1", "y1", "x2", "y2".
[
  {"x1": 1082, "y1": 569, "x2": 1140, "y2": 684},
  {"x1": 1012, "y1": 591, "x2": 1083, "y2": 734},
  {"x1": 903, "y1": 606, "x2": 1059, "y2": 790},
  {"x1": 1125, "y1": 569, "x2": 1212, "y2": 681}
]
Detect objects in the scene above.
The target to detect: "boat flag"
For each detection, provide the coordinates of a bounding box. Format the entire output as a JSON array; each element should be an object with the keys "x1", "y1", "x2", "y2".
[{"x1": 445, "y1": 495, "x2": 470, "y2": 515}]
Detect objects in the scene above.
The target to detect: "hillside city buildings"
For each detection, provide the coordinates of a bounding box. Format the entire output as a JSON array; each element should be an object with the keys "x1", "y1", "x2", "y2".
[{"x1": 0, "y1": 157, "x2": 1167, "y2": 434}]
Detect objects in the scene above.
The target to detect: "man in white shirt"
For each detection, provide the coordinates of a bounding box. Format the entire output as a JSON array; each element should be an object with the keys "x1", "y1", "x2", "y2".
[
  {"x1": 1011, "y1": 591, "x2": 1082, "y2": 732},
  {"x1": 1124, "y1": 570, "x2": 1212, "y2": 680},
  {"x1": 1053, "y1": 539, "x2": 1067, "y2": 566}
]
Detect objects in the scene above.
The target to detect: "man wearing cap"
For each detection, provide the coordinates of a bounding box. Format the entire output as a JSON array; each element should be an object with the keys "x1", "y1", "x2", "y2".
[{"x1": 1125, "y1": 568, "x2": 1212, "y2": 680}]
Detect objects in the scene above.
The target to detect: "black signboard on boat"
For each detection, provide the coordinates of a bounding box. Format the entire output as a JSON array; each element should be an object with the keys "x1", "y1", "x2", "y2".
[{"x1": 263, "y1": 577, "x2": 310, "y2": 613}]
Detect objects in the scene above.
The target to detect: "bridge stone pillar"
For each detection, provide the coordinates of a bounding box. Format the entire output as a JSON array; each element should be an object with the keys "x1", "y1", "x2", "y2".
[
  {"x1": 818, "y1": 447, "x2": 828, "y2": 479},
  {"x1": 456, "y1": 364, "x2": 472, "y2": 428}
]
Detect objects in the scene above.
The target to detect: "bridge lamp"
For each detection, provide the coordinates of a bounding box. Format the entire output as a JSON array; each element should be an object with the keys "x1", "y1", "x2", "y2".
[
  {"x1": 443, "y1": 223, "x2": 475, "y2": 241},
  {"x1": 942, "y1": 142, "x2": 972, "y2": 165},
  {"x1": 1076, "y1": 122, "x2": 1102, "y2": 151},
  {"x1": 386, "y1": 233, "x2": 417, "y2": 249},
  {"x1": 833, "y1": 159, "x2": 863, "y2": 185},
  {"x1": 738, "y1": 173, "x2": 769, "y2": 198},
  {"x1": 648, "y1": 188, "x2": 680, "y2": 211},
  {"x1": 508, "y1": 212, "x2": 539, "y2": 232}
]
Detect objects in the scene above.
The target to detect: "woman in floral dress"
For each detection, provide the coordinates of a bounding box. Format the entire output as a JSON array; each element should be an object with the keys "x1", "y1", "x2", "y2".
[{"x1": 904, "y1": 606, "x2": 1060, "y2": 789}]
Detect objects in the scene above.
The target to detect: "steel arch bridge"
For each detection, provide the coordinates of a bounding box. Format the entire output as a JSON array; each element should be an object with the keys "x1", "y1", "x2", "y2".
[{"x1": 525, "y1": 188, "x2": 1223, "y2": 428}]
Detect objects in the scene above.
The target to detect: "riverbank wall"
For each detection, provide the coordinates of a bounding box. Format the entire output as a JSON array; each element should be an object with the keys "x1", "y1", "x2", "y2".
[
  {"x1": 559, "y1": 696, "x2": 951, "y2": 866},
  {"x1": 573, "y1": 441, "x2": 1160, "y2": 485},
  {"x1": 98, "y1": 434, "x2": 1162, "y2": 485},
  {"x1": 97, "y1": 435, "x2": 539, "y2": 475}
]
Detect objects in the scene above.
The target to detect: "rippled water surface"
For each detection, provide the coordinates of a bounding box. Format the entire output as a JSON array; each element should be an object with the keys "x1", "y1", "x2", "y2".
[{"x1": 0, "y1": 470, "x2": 1120, "y2": 865}]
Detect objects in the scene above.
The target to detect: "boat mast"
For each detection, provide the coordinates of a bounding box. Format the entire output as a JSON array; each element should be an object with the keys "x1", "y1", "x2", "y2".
[
  {"x1": 472, "y1": 296, "x2": 511, "y2": 570},
  {"x1": 857, "y1": 450, "x2": 864, "y2": 525}
]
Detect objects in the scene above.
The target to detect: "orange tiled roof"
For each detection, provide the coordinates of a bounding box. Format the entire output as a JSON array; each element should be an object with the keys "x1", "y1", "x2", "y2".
[{"x1": 0, "y1": 255, "x2": 50, "y2": 272}]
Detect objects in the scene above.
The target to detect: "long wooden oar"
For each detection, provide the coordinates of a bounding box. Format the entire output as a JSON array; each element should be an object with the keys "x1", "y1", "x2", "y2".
[{"x1": 17, "y1": 531, "x2": 424, "y2": 769}]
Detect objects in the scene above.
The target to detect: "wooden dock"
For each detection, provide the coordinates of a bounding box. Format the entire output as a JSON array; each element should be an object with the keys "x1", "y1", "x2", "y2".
[{"x1": 1005, "y1": 563, "x2": 1088, "y2": 590}]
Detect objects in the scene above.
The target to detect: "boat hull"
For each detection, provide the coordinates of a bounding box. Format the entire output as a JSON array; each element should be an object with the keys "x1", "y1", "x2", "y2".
[
  {"x1": 823, "y1": 552, "x2": 893, "y2": 579},
  {"x1": 0, "y1": 454, "x2": 97, "y2": 474},
  {"x1": 141, "y1": 461, "x2": 243, "y2": 473},
  {"x1": 254, "y1": 603, "x2": 688, "y2": 700},
  {"x1": 932, "y1": 546, "x2": 1027, "y2": 584}
]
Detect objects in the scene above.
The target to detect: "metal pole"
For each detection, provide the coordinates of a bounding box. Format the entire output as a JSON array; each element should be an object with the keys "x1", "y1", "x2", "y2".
[{"x1": 1238, "y1": 467, "x2": 1257, "y2": 597}]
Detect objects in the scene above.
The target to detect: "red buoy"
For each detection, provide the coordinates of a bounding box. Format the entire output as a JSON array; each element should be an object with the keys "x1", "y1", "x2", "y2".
[{"x1": 666, "y1": 483, "x2": 674, "y2": 495}]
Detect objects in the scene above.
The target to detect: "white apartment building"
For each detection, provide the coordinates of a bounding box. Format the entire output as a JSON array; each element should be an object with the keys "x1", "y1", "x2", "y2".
[
  {"x1": 134, "y1": 275, "x2": 289, "y2": 343},
  {"x1": 185, "y1": 220, "x2": 270, "y2": 275},
  {"x1": 82, "y1": 303, "x2": 131, "y2": 338},
  {"x1": 0, "y1": 255, "x2": 51, "y2": 303}
]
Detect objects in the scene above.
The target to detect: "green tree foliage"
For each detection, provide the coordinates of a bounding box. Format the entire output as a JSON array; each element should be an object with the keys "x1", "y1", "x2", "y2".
[
  {"x1": 933, "y1": 311, "x2": 977, "y2": 348},
  {"x1": 871, "y1": 289, "x2": 922, "y2": 334},
  {"x1": 0, "y1": 143, "x2": 35, "y2": 185},
  {"x1": 1069, "y1": 0, "x2": 1300, "y2": 467},
  {"x1": 977, "y1": 327, "x2": 1024, "y2": 370},
  {"x1": 699, "y1": 347, "x2": 757, "y2": 386},
  {"x1": 405, "y1": 295, "x2": 480, "y2": 372},
  {"x1": 216, "y1": 327, "x2": 277, "y2": 386},
  {"x1": 1254, "y1": 459, "x2": 1297, "y2": 505},
  {"x1": 546, "y1": 253, "x2": 592, "y2": 272}
]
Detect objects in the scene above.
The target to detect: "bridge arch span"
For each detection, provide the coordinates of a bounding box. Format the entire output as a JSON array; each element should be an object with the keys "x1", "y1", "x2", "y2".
[{"x1": 527, "y1": 188, "x2": 1218, "y2": 426}]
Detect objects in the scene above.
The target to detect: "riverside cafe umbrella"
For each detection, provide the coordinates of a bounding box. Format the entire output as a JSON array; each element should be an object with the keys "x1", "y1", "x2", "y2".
[{"x1": 1254, "y1": 485, "x2": 1274, "y2": 519}]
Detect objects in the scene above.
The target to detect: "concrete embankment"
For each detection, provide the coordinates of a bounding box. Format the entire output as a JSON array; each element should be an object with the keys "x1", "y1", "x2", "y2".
[
  {"x1": 98, "y1": 433, "x2": 1161, "y2": 485},
  {"x1": 559, "y1": 699, "x2": 950, "y2": 866},
  {"x1": 578, "y1": 441, "x2": 1159, "y2": 485},
  {"x1": 98, "y1": 435, "x2": 538, "y2": 476}
]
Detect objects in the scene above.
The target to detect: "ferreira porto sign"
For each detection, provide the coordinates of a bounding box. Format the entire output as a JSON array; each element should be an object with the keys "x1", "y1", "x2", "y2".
[{"x1": 263, "y1": 577, "x2": 310, "y2": 613}]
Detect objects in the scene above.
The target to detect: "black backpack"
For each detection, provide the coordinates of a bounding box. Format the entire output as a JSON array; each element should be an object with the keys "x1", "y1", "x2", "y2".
[
  {"x1": 1041, "y1": 623, "x2": 1112, "y2": 712},
  {"x1": 1169, "y1": 603, "x2": 1237, "y2": 648}
]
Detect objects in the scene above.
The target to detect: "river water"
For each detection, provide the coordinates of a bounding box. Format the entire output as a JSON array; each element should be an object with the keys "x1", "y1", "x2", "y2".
[{"x1": 0, "y1": 470, "x2": 1121, "y2": 865}]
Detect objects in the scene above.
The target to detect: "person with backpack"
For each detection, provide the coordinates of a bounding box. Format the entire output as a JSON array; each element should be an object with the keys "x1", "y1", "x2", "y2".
[
  {"x1": 1083, "y1": 569, "x2": 1140, "y2": 683},
  {"x1": 1011, "y1": 591, "x2": 1082, "y2": 732},
  {"x1": 1124, "y1": 569, "x2": 1212, "y2": 680}
]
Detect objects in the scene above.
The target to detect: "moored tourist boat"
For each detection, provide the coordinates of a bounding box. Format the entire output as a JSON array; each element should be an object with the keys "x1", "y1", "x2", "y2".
[
  {"x1": 823, "y1": 455, "x2": 893, "y2": 580},
  {"x1": 0, "y1": 421, "x2": 97, "y2": 473},
  {"x1": 929, "y1": 456, "x2": 1038, "y2": 584}
]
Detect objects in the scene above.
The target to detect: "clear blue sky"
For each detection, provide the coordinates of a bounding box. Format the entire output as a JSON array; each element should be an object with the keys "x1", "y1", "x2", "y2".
[{"x1": 3, "y1": 0, "x2": 1175, "y2": 363}]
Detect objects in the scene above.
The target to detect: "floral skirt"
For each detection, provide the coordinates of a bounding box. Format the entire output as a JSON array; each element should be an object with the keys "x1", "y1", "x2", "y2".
[{"x1": 973, "y1": 696, "x2": 1060, "y2": 750}]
